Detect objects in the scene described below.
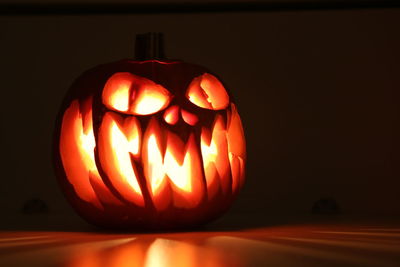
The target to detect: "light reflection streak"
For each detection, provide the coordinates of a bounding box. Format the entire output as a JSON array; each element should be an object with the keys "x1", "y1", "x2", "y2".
[
  {"x1": 63, "y1": 237, "x2": 240, "y2": 267},
  {"x1": 1, "y1": 226, "x2": 399, "y2": 267},
  {"x1": 312, "y1": 231, "x2": 400, "y2": 237},
  {"x1": 205, "y1": 236, "x2": 389, "y2": 266},
  {"x1": 0, "y1": 236, "x2": 49, "y2": 242},
  {"x1": 0, "y1": 236, "x2": 135, "y2": 267},
  {"x1": 272, "y1": 236, "x2": 400, "y2": 253}
]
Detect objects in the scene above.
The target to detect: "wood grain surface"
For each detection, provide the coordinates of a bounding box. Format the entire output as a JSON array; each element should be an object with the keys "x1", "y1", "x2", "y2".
[{"x1": 1, "y1": 221, "x2": 399, "y2": 267}]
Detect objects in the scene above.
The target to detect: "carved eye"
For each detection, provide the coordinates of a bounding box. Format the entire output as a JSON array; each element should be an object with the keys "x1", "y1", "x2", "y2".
[
  {"x1": 186, "y1": 73, "x2": 229, "y2": 110},
  {"x1": 103, "y1": 72, "x2": 171, "y2": 115}
]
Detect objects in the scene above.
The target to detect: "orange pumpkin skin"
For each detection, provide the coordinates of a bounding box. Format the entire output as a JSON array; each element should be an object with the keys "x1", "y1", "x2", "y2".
[{"x1": 54, "y1": 59, "x2": 246, "y2": 229}]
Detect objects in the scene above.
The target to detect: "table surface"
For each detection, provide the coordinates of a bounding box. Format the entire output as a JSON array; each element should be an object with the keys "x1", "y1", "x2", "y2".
[{"x1": 1, "y1": 215, "x2": 400, "y2": 267}]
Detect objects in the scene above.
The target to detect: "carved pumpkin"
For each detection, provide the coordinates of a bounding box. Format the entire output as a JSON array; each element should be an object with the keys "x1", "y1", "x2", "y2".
[{"x1": 54, "y1": 59, "x2": 246, "y2": 229}]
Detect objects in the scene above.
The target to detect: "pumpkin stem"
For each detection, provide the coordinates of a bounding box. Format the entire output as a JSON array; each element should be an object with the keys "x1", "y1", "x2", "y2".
[{"x1": 135, "y1": 32, "x2": 165, "y2": 60}]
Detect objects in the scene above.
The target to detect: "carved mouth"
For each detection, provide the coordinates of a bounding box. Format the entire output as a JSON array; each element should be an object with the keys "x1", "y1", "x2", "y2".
[{"x1": 59, "y1": 97, "x2": 245, "y2": 211}]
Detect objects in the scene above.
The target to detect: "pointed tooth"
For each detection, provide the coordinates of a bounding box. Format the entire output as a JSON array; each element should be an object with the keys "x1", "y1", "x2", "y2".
[
  {"x1": 143, "y1": 118, "x2": 166, "y2": 193},
  {"x1": 167, "y1": 133, "x2": 204, "y2": 208},
  {"x1": 201, "y1": 127, "x2": 220, "y2": 200},
  {"x1": 123, "y1": 116, "x2": 142, "y2": 158},
  {"x1": 203, "y1": 114, "x2": 231, "y2": 195},
  {"x1": 165, "y1": 131, "x2": 186, "y2": 166},
  {"x1": 142, "y1": 118, "x2": 171, "y2": 211},
  {"x1": 98, "y1": 112, "x2": 144, "y2": 206},
  {"x1": 59, "y1": 99, "x2": 103, "y2": 210}
]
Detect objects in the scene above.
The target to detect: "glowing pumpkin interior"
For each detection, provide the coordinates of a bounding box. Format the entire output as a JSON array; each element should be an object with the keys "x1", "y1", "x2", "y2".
[{"x1": 57, "y1": 63, "x2": 246, "y2": 229}]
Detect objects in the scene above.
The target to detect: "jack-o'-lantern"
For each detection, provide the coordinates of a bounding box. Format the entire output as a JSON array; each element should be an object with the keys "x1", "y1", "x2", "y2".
[{"x1": 53, "y1": 34, "x2": 246, "y2": 229}]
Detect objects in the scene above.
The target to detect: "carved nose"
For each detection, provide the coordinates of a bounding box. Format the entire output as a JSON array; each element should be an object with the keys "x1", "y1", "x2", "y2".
[
  {"x1": 163, "y1": 105, "x2": 198, "y2": 126},
  {"x1": 163, "y1": 105, "x2": 179, "y2": 125},
  {"x1": 181, "y1": 109, "x2": 198, "y2": 126}
]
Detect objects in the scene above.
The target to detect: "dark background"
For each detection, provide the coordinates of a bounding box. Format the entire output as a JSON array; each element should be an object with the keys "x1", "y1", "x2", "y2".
[{"x1": 1, "y1": 1, "x2": 399, "y2": 228}]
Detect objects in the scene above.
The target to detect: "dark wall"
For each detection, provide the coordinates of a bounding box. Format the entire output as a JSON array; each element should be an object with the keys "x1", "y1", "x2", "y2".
[{"x1": 0, "y1": 8, "x2": 399, "y2": 222}]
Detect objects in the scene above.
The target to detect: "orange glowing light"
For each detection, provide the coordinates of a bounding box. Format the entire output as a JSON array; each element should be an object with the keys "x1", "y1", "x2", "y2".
[
  {"x1": 131, "y1": 85, "x2": 171, "y2": 115},
  {"x1": 103, "y1": 72, "x2": 171, "y2": 115},
  {"x1": 181, "y1": 109, "x2": 198, "y2": 126},
  {"x1": 163, "y1": 105, "x2": 179, "y2": 125},
  {"x1": 98, "y1": 112, "x2": 144, "y2": 206},
  {"x1": 65, "y1": 237, "x2": 239, "y2": 267},
  {"x1": 60, "y1": 94, "x2": 244, "y2": 219},
  {"x1": 144, "y1": 239, "x2": 198, "y2": 267},
  {"x1": 227, "y1": 104, "x2": 246, "y2": 191},
  {"x1": 186, "y1": 73, "x2": 229, "y2": 110},
  {"x1": 60, "y1": 98, "x2": 244, "y2": 211},
  {"x1": 102, "y1": 73, "x2": 133, "y2": 112},
  {"x1": 201, "y1": 114, "x2": 231, "y2": 199},
  {"x1": 146, "y1": 134, "x2": 166, "y2": 195},
  {"x1": 57, "y1": 62, "x2": 246, "y2": 229},
  {"x1": 164, "y1": 132, "x2": 195, "y2": 193},
  {"x1": 142, "y1": 118, "x2": 204, "y2": 210},
  {"x1": 60, "y1": 98, "x2": 122, "y2": 209}
]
